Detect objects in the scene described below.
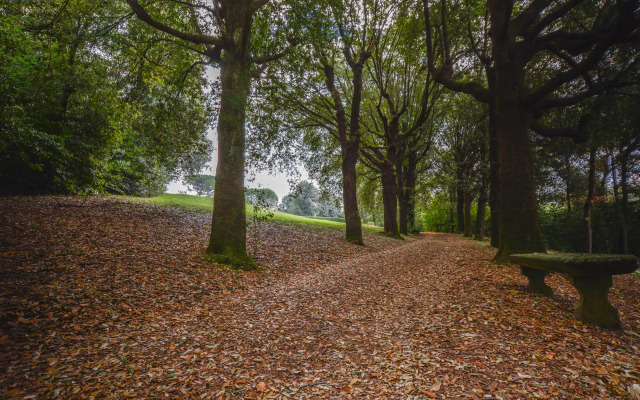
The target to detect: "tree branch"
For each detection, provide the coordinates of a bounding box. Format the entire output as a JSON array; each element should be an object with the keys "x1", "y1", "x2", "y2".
[{"x1": 125, "y1": 0, "x2": 224, "y2": 46}]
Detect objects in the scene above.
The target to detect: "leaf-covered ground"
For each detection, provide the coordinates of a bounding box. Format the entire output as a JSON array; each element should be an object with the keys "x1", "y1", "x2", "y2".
[{"x1": 1, "y1": 197, "x2": 639, "y2": 399}]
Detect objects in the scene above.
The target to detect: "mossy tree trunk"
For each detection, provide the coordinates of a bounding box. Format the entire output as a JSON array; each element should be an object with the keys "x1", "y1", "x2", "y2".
[
  {"x1": 492, "y1": 81, "x2": 545, "y2": 259},
  {"x1": 207, "y1": 54, "x2": 252, "y2": 263},
  {"x1": 343, "y1": 143, "x2": 363, "y2": 244},
  {"x1": 380, "y1": 161, "x2": 400, "y2": 237},
  {"x1": 397, "y1": 152, "x2": 417, "y2": 235}
]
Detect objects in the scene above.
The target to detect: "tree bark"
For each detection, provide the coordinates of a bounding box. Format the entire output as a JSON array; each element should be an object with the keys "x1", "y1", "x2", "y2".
[
  {"x1": 493, "y1": 100, "x2": 545, "y2": 259},
  {"x1": 397, "y1": 152, "x2": 417, "y2": 235},
  {"x1": 456, "y1": 179, "x2": 465, "y2": 233},
  {"x1": 207, "y1": 52, "x2": 253, "y2": 264},
  {"x1": 486, "y1": 67, "x2": 500, "y2": 248},
  {"x1": 381, "y1": 163, "x2": 400, "y2": 237},
  {"x1": 208, "y1": 55, "x2": 253, "y2": 264},
  {"x1": 611, "y1": 153, "x2": 629, "y2": 254},
  {"x1": 398, "y1": 186, "x2": 408, "y2": 235},
  {"x1": 474, "y1": 128, "x2": 489, "y2": 241},
  {"x1": 343, "y1": 144, "x2": 364, "y2": 244},
  {"x1": 463, "y1": 191, "x2": 473, "y2": 237},
  {"x1": 584, "y1": 147, "x2": 596, "y2": 253},
  {"x1": 321, "y1": 61, "x2": 364, "y2": 245},
  {"x1": 491, "y1": 0, "x2": 545, "y2": 260},
  {"x1": 474, "y1": 184, "x2": 488, "y2": 240}
]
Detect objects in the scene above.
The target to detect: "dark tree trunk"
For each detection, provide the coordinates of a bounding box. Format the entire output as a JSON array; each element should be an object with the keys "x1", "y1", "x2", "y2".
[
  {"x1": 611, "y1": 154, "x2": 629, "y2": 254},
  {"x1": 564, "y1": 154, "x2": 572, "y2": 213},
  {"x1": 463, "y1": 191, "x2": 473, "y2": 237},
  {"x1": 208, "y1": 55, "x2": 253, "y2": 265},
  {"x1": 397, "y1": 153, "x2": 417, "y2": 235},
  {"x1": 474, "y1": 184, "x2": 488, "y2": 240},
  {"x1": 620, "y1": 150, "x2": 630, "y2": 253},
  {"x1": 456, "y1": 180, "x2": 465, "y2": 233},
  {"x1": 322, "y1": 61, "x2": 364, "y2": 245},
  {"x1": 474, "y1": 130, "x2": 489, "y2": 241},
  {"x1": 487, "y1": 67, "x2": 500, "y2": 248},
  {"x1": 398, "y1": 188, "x2": 408, "y2": 235},
  {"x1": 494, "y1": 101, "x2": 545, "y2": 259},
  {"x1": 397, "y1": 154, "x2": 408, "y2": 235},
  {"x1": 491, "y1": 2, "x2": 545, "y2": 260},
  {"x1": 584, "y1": 148, "x2": 596, "y2": 253},
  {"x1": 343, "y1": 145, "x2": 363, "y2": 244},
  {"x1": 381, "y1": 163, "x2": 400, "y2": 237}
]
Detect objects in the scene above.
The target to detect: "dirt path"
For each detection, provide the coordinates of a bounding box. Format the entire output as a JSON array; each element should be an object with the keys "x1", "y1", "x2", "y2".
[{"x1": 1, "y1": 198, "x2": 640, "y2": 399}]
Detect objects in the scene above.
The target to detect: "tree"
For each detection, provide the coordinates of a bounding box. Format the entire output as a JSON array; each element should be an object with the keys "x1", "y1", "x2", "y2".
[
  {"x1": 358, "y1": 6, "x2": 440, "y2": 237},
  {"x1": 281, "y1": 181, "x2": 319, "y2": 216},
  {"x1": 125, "y1": 0, "x2": 302, "y2": 267},
  {"x1": 185, "y1": 174, "x2": 216, "y2": 196},
  {"x1": 245, "y1": 188, "x2": 278, "y2": 209},
  {"x1": 0, "y1": 0, "x2": 212, "y2": 196},
  {"x1": 423, "y1": 0, "x2": 640, "y2": 259}
]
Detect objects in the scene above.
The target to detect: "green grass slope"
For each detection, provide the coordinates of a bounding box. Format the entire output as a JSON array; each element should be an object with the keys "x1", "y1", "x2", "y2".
[{"x1": 116, "y1": 193, "x2": 382, "y2": 232}]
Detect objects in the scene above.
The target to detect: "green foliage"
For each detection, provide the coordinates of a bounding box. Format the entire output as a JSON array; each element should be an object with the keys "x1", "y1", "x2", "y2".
[
  {"x1": 540, "y1": 200, "x2": 640, "y2": 256},
  {"x1": 0, "y1": 1, "x2": 212, "y2": 196},
  {"x1": 245, "y1": 188, "x2": 278, "y2": 209},
  {"x1": 246, "y1": 187, "x2": 276, "y2": 258},
  {"x1": 185, "y1": 175, "x2": 216, "y2": 197},
  {"x1": 279, "y1": 181, "x2": 343, "y2": 218}
]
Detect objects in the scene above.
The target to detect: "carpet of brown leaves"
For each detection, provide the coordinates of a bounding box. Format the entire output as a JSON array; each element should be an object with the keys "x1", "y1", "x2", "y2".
[{"x1": 1, "y1": 197, "x2": 639, "y2": 399}]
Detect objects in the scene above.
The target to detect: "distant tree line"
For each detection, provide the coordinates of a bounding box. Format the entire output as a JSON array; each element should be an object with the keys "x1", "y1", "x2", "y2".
[{"x1": 280, "y1": 181, "x2": 344, "y2": 219}]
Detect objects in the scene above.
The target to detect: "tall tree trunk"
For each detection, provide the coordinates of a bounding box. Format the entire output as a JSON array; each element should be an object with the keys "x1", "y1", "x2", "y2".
[
  {"x1": 564, "y1": 154, "x2": 572, "y2": 213},
  {"x1": 492, "y1": 95, "x2": 544, "y2": 259},
  {"x1": 491, "y1": 3, "x2": 545, "y2": 259},
  {"x1": 208, "y1": 55, "x2": 253, "y2": 265},
  {"x1": 487, "y1": 67, "x2": 500, "y2": 248},
  {"x1": 343, "y1": 145, "x2": 363, "y2": 244},
  {"x1": 494, "y1": 103, "x2": 545, "y2": 259},
  {"x1": 397, "y1": 153, "x2": 417, "y2": 235},
  {"x1": 474, "y1": 184, "x2": 488, "y2": 240},
  {"x1": 406, "y1": 160, "x2": 417, "y2": 232},
  {"x1": 463, "y1": 191, "x2": 473, "y2": 237},
  {"x1": 344, "y1": 63, "x2": 365, "y2": 245},
  {"x1": 456, "y1": 179, "x2": 465, "y2": 233},
  {"x1": 611, "y1": 153, "x2": 629, "y2": 254},
  {"x1": 397, "y1": 158, "x2": 409, "y2": 235},
  {"x1": 620, "y1": 149, "x2": 630, "y2": 253},
  {"x1": 322, "y1": 61, "x2": 364, "y2": 245},
  {"x1": 398, "y1": 188, "x2": 408, "y2": 235},
  {"x1": 584, "y1": 147, "x2": 596, "y2": 253},
  {"x1": 381, "y1": 163, "x2": 400, "y2": 237},
  {"x1": 474, "y1": 131, "x2": 489, "y2": 241}
]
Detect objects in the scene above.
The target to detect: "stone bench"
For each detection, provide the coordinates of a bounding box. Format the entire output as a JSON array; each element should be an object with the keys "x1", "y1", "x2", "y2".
[{"x1": 506, "y1": 253, "x2": 639, "y2": 329}]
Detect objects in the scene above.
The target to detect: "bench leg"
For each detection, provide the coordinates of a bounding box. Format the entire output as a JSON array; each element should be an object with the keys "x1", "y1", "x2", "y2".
[
  {"x1": 521, "y1": 267, "x2": 553, "y2": 296},
  {"x1": 569, "y1": 275, "x2": 621, "y2": 329}
]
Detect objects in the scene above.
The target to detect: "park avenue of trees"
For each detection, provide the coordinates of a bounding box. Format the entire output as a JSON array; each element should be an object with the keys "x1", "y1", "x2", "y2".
[{"x1": 1, "y1": 0, "x2": 639, "y2": 266}]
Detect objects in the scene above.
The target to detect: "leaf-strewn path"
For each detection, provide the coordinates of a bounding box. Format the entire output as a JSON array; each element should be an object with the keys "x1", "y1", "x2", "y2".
[{"x1": 1, "y1": 197, "x2": 639, "y2": 399}]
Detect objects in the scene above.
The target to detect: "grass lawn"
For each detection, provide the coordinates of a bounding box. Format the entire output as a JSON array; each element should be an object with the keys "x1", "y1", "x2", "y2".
[{"x1": 115, "y1": 193, "x2": 383, "y2": 232}]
